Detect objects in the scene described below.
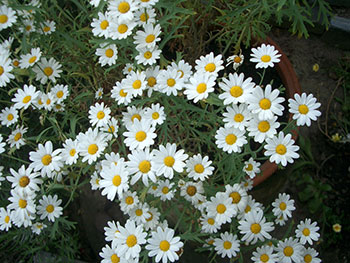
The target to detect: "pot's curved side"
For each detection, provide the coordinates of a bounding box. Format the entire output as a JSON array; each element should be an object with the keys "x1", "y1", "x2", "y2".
[{"x1": 252, "y1": 37, "x2": 301, "y2": 187}]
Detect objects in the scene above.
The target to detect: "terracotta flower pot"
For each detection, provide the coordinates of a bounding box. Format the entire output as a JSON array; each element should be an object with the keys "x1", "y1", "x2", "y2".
[{"x1": 252, "y1": 37, "x2": 301, "y2": 187}]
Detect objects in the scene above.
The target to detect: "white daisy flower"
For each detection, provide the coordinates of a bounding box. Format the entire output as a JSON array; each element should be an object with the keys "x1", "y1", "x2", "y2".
[
  {"x1": 33, "y1": 57, "x2": 63, "y2": 84},
  {"x1": 264, "y1": 132, "x2": 300, "y2": 167},
  {"x1": 215, "y1": 126, "x2": 247, "y2": 153},
  {"x1": 96, "y1": 43, "x2": 118, "y2": 67},
  {"x1": 185, "y1": 154, "x2": 214, "y2": 181},
  {"x1": 288, "y1": 93, "x2": 321, "y2": 127},
  {"x1": 37, "y1": 194, "x2": 63, "y2": 222},
  {"x1": 31, "y1": 222, "x2": 47, "y2": 235},
  {"x1": 247, "y1": 84, "x2": 285, "y2": 120},
  {"x1": 272, "y1": 193, "x2": 295, "y2": 221},
  {"x1": 240, "y1": 178, "x2": 254, "y2": 191},
  {"x1": 300, "y1": 247, "x2": 321, "y2": 263},
  {"x1": 7, "y1": 165, "x2": 41, "y2": 195},
  {"x1": 29, "y1": 140, "x2": 63, "y2": 178},
  {"x1": 180, "y1": 181, "x2": 205, "y2": 205},
  {"x1": 99, "y1": 244, "x2": 131, "y2": 263},
  {"x1": 275, "y1": 237, "x2": 303, "y2": 263},
  {"x1": 7, "y1": 189, "x2": 36, "y2": 227},
  {"x1": 184, "y1": 72, "x2": 216, "y2": 103},
  {"x1": 77, "y1": 127, "x2": 108, "y2": 164},
  {"x1": 122, "y1": 104, "x2": 144, "y2": 129},
  {"x1": 206, "y1": 191, "x2": 236, "y2": 225},
  {"x1": 111, "y1": 80, "x2": 133, "y2": 105},
  {"x1": 100, "y1": 162, "x2": 129, "y2": 201},
  {"x1": 90, "y1": 171, "x2": 101, "y2": 190},
  {"x1": 0, "y1": 5, "x2": 17, "y2": 30},
  {"x1": 123, "y1": 119, "x2": 157, "y2": 150},
  {"x1": 247, "y1": 115, "x2": 280, "y2": 143},
  {"x1": 41, "y1": 20, "x2": 56, "y2": 35},
  {"x1": 134, "y1": 23, "x2": 161, "y2": 49},
  {"x1": 108, "y1": 0, "x2": 138, "y2": 23},
  {"x1": 146, "y1": 226, "x2": 184, "y2": 263},
  {"x1": 144, "y1": 103, "x2": 166, "y2": 127},
  {"x1": 295, "y1": 218, "x2": 320, "y2": 245},
  {"x1": 155, "y1": 179, "x2": 176, "y2": 201},
  {"x1": 275, "y1": 214, "x2": 288, "y2": 226},
  {"x1": 152, "y1": 142, "x2": 188, "y2": 179},
  {"x1": 222, "y1": 104, "x2": 252, "y2": 131},
  {"x1": 100, "y1": 117, "x2": 119, "y2": 141},
  {"x1": 251, "y1": 245, "x2": 279, "y2": 263},
  {"x1": 108, "y1": 19, "x2": 137, "y2": 40},
  {"x1": 224, "y1": 184, "x2": 248, "y2": 213},
  {"x1": 95, "y1": 87, "x2": 103, "y2": 99},
  {"x1": 61, "y1": 138, "x2": 79, "y2": 165},
  {"x1": 168, "y1": 59, "x2": 192, "y2": 83},
  {"x1": 21, "y1": 19, "x2": 36, "y2": 34},
  {"x1": 226, "y1": 53, "x2": 244, "y2": 70},
  {"x1": 123, "y1": 63, "x2": 134, "y2": 75},
  {"x1": 101, "y1": 152, "x2": 124, "y2": 168},
  {"x1": 104, "y1": 220, "x2": 121, "y2": 247},
  {"x1": 200, "y1": 214, "x2": 221, "y2": 233},
  {"x1": 89, "y1": 102, "x2": 111, "y2": 128},
  {"x1": 128, "y1": 202, "x2": 151, "y2": 225},
  {"x1": 238, "y1": 209, "x2": 275, "y2": 244},
  {"x1": 12, "y1": 84, "x2": 40, "y2": 110},
  {"x1": 156, "y1": 68, "x2": 185, "y2": 96},
  {"x1": 144, "y1": 66, "x2": 160, "y2": 97},
  {"x1": 91, "y1": 12, "x2": 111, "y2": 38},
  {"x1": 127, "y1": 148, "x2": 157, "y2": 186},
  {"x1": 123, "y1": 70, "x2": 147, "y2": 98},
  {"x1": 195, "y1": 52, "x2": 224, "y2": 78},
  {"x1": 7, "y1": 125, "x2": 27, "y2": 149},
  {"x1": 213, "y1": 232, "x2": 240, "y2": 258},
  {"x1": 0, "y1": 55, "x2": 14, "y2": 87},
  {"x1": 0, "y1": 106, "x2": 18, "y2": 127},
  {"x1": 19, "y1": 47, "x2": 41, "y2": 68},
  {"x1": 0, "y1": 207, "x2": 14, "y2": 231},
  {"x1": 218, "y1": 72, "x2": 255, "y2": 105},
  {"x1": 144, "y1": 206, "x2": 161, "y2": 231},
  {"x1": 250, "y1": 44, "x2": 281, "y2": 69},
  {"x1": 41, "y1": 92, "x2": 56, "y2": 111},
  {"x1": 120, "y1": 191, "x2": 139, "y2": 213},
  {"x1": 114, "y1": 219, "x2": 147, "y2": 260},
  {"x1": 243, "y1": 157, "x2": 261, "y2": 179},
  {"x1": 135, "y1": 45, "x2": 162, "y2": 66},
  {"x1": 237, "y1": 195, "x2": 264, "y2": 220},
  {"x1": 51, "y1": 84, "x2": 69, "y2": 103},
  {"x1": 134, "y1": 8, "x2": 156, "y2": 26}
]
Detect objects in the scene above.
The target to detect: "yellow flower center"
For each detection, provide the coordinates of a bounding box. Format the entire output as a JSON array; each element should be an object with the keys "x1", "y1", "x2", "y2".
[
  {"x1": 229, "y1": 191, "x2": 241, "y2": 204},
  {"x1": 275, "y1": 144, "x2": 287, "y2": 155},
  {"x1": 110, "y1": 254, "x2": 120, "y2": 263},
  {"x1": 118, "y1": 2, "x2": 130, "y2": 13},
  {"x1": 126, "y1": 234, "x2": 137, "y2": 247},
  {"x1": 0, "y1": 66, "x2": 3, "y2": 75},
  {"x1": 261, "y1": 55, "x2": 271, "y2": 62},
  {"x1": 56, "y1": 90, "x2": 64, "y2": 98},
  {"x1": 46, "y1": 98, "x2": 51, "y2": 105},
  {"x1": 234, "y1": 56, "x2": 242, "y2": 63},
  {"x1": 105, "y1": 49, "x2": 114, "y2": 58},
  {"x1": 135, "y1": 131, "x2": 147, "y2": 142},
  {"x1": 147, "y1": 76, "x2": 156, "y2": 87},
  {"x1": 46, "y1": 204, "x2": 54, "y2": 213},
  {"x1": 7, "y1": 113, "x2": 14, "y2": 121},
  {"x1": 167, "y1": 78, "x2": 175, "y2": 87},
  {"x1": 250, "y1": 223, "x2": 261, "y2": 234},
  {"x1": 260, "y1": 254, "x2": 269, "y2": 262},
  {"x1": 298, "y1": 104, "x2": 309, "y2": 114},
  {"x1": 246, "y1": 163, "x2": 253, "y2": 171},
  {"x1": 108, "y1": 126, "x2": 115, "y2": 133},
  {"x1": 207, "y1": 239, "x2": 214, "y2": 245},
  {"x1": 178, "y1": 70, "x2": 184, "y2": 78},
  {"x1": 207, "y1": 218, "x2": 215, "y2": 225},
  {"x1": 302, "y1": 228, "x2": 310, "y2": 236},
  {"x1": 41, "y1": 154, "x2": 52, "y2": 166},
  {"x1": 304, "y1": 254, "x2": 312, "y2": 263},
  {"x1": 125, "y1": 196, "x2": 134, "y2": 205},
  {"x1": 159, "y1": 240, "x2": 170, "y2": 251},
  {"x1": 196, "y1": 83, "x2": 207, "y2": 94},
  {"x1": 117, "y1": 24, "x2": 128, "y2": 33},
  {"x1": 279, "y1": 202, "x2": 287, "y2": 210},
  {"x1": 29, "y1": 56, "x2": 37, "y2": 64},
  {"x1": 88, "y1": 144, "x2": 98, "y2": 155},
  {"x1": 216, "y1": 204, "x2": 226, "y2": 214},
  {"x1": 119, "y1": 89, "x2": 127, "y2": 97},
  {"x1": 194, "y1": 164, "x2": 204, "y2": 173},
  {"x1": 139, "y1": 160, "x2": 151, "y2": 173},
  {"x1": 234, "y1": 113, "x2": 244, "y2": 122},
  {"x1": 18, "y1": 199, "x2": 27, "y2": 208},
  {"x1": 135, "y1": 209, "x2": 143, "y2": 216},
  {"x1": 112, "y1": 175, "x2": 121, "y2": 186},
  {"x1": 258, "y1": 121, "x2": 270, "y2": 132},
  {"x1": 132, "y1": 80, "x2": 142, "y2": 89},
  {"x1": 144, "y1": 51, "x2": 152, "y2": 59},
  {"x1": 205, "y1": 63, "x2": 216, "y2": 72},
  {"x1": 259, "y1": 98, "x2": 271, "y2": 110},
  {"x1": 100, "y1": 20, "x2": 109, "y2": 30},
  {"x1": 14, "y1": 132, "x2": 22, "y2": 142},
  {"x1": 152, "y1": 112, "x2": 159, "y2": 120},
  {"x1": 140, "y1": 13, "x2": 149, "y2": 22},
  {"x1": 145, "y1": 34, "x2": 155, "y2": 43},
  {"x1": 13, "y1": 60, "x2": 19, "y2": 67},
  {"x1": 25, "y1": 25, "x2": 31, "y2": 31},
  {"x1": 97, "y1": 111, "x2": 105, "y2": 120},
  {"x1": 230, "y1": 85, "x2": 243, "y2": 98},
  {"x1": 162, "y1": 186, "x2": 169, "y2": 194},
  {"x1": 0, "y1": 14, "x2": 8, "y2": 24},
  {"x1": 186, "y1": 186, "x2": 197, "y2": 196},
  {"x1": 43, "y1": 26, "x2": 51, "y2": 32},
  {"x1": 146, "y1": 212, "x2": 153, "y2": 221},
  {"x1": 4, "y1": 215, "x2": 10, "y2": 223},
  {"x1": 225, "y1": 134, "x2": 237, "y2": 145},
  {"x1": 22, "y1": 95, "x2": 31, "y2": 104},
  {"x1": 131, "y1": 114, "x2": 141, "y2": 122},
  {"x1": 19, "y1": 176, "x2": 29, "y2": 187},
  {"x1": 283, "y1": 246, "x2": 294, "y2": 257},
  {"x1": 43, "y1": 67, "x2": 53, "y2": 76},
  {"x1": 223, "y1": 241, "x2": 232, "y2": 250},
  {"x1": 95, "y1": 179, "x2": 100, "y2": 185},
  {"x1": 164, "y1": 156, "x2": 175, "y2": 167},
  {"x1": 69, "y1": 149, "x2": 76, "y2": 156},
  {"x1": 245, "y1": 205, "x2": 251, "y2": 213}
]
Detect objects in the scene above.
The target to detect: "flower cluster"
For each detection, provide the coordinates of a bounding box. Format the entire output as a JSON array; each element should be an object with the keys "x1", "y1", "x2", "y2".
[{"x1": 0, "y1": 0, "x2": 323, "y2": 262}]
